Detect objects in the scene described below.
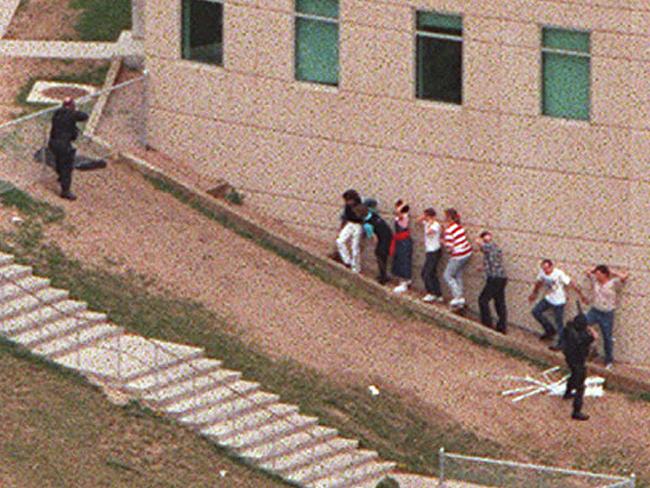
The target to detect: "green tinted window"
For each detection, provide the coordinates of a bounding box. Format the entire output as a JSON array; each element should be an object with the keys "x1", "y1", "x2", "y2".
[
  {"x1": 542, "y1": 28, "x2": 590, "y2": 120},
  {"x1": 543, "y1": 53, "x2": 590, "y2": 120},
  {"x1": 295, "y1": 0, "x2": 339, "y2": 86},
  {"x1": 543, "y1": 28, "x2": 589, "y2": 53},
  {"x1": 417, "y1": 12, "x2": 462, "y2": 35},
  {"x1": 296, "y1": 0, "x2": 338, "y2": 18}
]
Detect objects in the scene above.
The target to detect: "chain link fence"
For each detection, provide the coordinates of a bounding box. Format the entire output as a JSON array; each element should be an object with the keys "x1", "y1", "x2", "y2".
[
  {"x1": 0, "y1": 73, "x2": 146, "y2": 197},
  {"x1": 438, "y1": 448, "x2": 635, "y2": 488}
]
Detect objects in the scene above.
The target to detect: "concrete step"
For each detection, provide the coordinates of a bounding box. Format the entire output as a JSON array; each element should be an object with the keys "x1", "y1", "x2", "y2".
[
  {"x1": 260, "y1": 437, "x2": 359, "y2": 475},
  {"x1": 33, "y1": 324, "x2": 125, "y2": 358},
  {"x1": 287, "y1": 450, "x2": 378, "y2": 486},
  {"x1": 223, "y1": 419, "x2": 337, "y2": 452},
  {"x1": 53, "y1": 335, "x2": 203, "y2": 384},
  {"x1": 1, "y1": 299, "x2": 87, "y2": 336},
  {"x1": 218, "y1": 413, "x2": 318, "y2": 446},
  {"x1": 173, "y1": 387, "x2": 275, "y2": 424},
  {"x1": 144, "y1": 367, "x2": 241, "y2": 408},
  {"x1": 200, "y1": 408, "x2": 310, "y2": 443},
  {"x1": 123, "y1": 357, "x2": 223, "y2": 395},
  {"x1": 0, "y1": 275, "x2": 50, "y2": 305},
  {"x1": 0, "y1": 287, "x2": 69, "y2": 321},
  {"x1": 10, "y1": 311, "x2": 108, "y2": 349},
  {"x1": 0, "y1": 263, "x2": 32, "y2": 282},
  {"x1": 308, "y1": 461, "x2": 397, "y2": 488},
  {"x1": 239, "y1": 428, "x2": 348, "y2": 464}
]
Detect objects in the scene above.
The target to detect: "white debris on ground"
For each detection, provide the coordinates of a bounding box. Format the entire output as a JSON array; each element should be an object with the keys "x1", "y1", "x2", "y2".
[
  {"x1": 10, "y1": 215, "x2": 23, "y2": 224},
  {"x1": 501, "y1": 366, "x2": 605, "y2": 402},
  {"x1": 368, "y1": 385, "x2": 380, "y2": 397}
]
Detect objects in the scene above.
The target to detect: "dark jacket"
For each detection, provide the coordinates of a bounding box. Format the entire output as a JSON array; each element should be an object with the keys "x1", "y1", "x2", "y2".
[
  {"x1": 563, "y1": 314, "x2": 594, "y2": 365},
  {"x1": 366, "y1": 212, "x2": 392, "y2": 244},
  {"x1": 49, "y1": 107, "x2": 89, "y2": 145}
]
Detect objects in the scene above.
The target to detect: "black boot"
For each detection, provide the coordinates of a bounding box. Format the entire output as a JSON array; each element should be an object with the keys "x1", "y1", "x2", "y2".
[
  {"x1": 60, "y1": 191, "x2": 77, "y2": 201},
  {"x1": 572, "y1": 411, "x2": 589, "y2": 421}
]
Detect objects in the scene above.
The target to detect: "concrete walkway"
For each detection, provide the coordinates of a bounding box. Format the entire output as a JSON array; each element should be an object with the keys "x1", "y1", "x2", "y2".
[
  {"x1": 0, "y1": 31, "x2": 143, "y2": 59},
  {"x1": 0, "y1": 252, "x2": 395, "y2": 488},
  {"x1": 0, "y1": 0, "x2": 20, "y2": 39}
]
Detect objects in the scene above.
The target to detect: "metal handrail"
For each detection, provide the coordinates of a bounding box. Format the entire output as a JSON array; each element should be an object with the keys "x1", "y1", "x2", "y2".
[
  {"x1": 0, "y1": 260, "x2": 357, "y2": 471},
  {"x1": 438, "y1": 448, "x2": 635, "y2": 487},
  {"x1": 0, "y1": 74, "x2": 147, "y2": 133}
]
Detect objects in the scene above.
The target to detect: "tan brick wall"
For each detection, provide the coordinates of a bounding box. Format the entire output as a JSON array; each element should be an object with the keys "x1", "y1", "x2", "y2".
[{"x1": 144, "y1": 0, "x2": 650, "y2": 362}]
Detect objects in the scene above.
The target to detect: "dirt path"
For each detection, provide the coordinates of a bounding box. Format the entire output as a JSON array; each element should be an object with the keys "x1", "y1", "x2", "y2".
[{"x1": 0, "y1": 155, "x2": 639, "y2": 481}]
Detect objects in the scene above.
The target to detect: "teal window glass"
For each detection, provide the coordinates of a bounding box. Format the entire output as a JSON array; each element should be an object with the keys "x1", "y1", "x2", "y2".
[
  {"x1": 416, "y1": 12, "x2": 463, "y2": 104},
  {"x1": 182, "y1": 0, "x2": 223, "y2": 65},
  {"x1": 295, "y1": 0, "x2": 339, "y2": 86},
  {"x1": 542, "y1": 28, "x2": 590, "y2": 120}
]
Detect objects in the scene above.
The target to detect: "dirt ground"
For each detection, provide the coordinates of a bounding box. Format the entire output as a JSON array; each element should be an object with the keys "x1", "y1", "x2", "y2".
[
  {"x1": 0, "y1": 153, "x2": 641, "y2": 481},
  {"x1": 0, "y1": 5, "x2": 647, "y2": 482},
  {"x1": 3, "y1": 0, "x2": 79, "y2": 40}
]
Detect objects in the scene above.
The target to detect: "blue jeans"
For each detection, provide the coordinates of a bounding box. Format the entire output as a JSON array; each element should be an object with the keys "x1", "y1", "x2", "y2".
[
  {"x1": 586, "y1": 308, "x2": 615, "y2": 364},
  {"x1": 444, "y1": 254, "x2": 471, "y2": 299},
  {"x1": 532, "y1": 299, "x2": 565, "y2": 345}
]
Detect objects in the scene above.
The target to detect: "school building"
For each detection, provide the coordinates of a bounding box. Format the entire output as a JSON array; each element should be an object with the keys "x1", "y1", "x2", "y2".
[{"x1": 141, "y1": 0, "x2": 649, "y2": 362}]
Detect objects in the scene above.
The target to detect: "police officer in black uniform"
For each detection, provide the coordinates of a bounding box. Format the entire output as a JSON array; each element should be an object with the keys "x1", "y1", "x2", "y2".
[
  {"x1": 48, "y1": 97, "x2": 89, "y2": 200},
  {"x1": 562, "y1": 303, "x2": 598, "y2": 421}
]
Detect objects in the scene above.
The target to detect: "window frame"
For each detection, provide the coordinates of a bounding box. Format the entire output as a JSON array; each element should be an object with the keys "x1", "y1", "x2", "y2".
[
  {"x1": 540, "y1": 25, "x2": 592, "y2": 121},
  {"x1": 414, "y1": 9, "x2": 464, "y2": 105},
  {"x1": 294, "y1": 0, "x2": 340, "y2": 87},
  {"x1": 180, "y1": 0, "x2": 225, "y2": 67}
]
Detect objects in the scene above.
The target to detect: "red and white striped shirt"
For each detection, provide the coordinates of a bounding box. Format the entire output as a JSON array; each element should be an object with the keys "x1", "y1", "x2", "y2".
[{"x1": 444, "y1": 222, "x2": 472, "y2": 258}]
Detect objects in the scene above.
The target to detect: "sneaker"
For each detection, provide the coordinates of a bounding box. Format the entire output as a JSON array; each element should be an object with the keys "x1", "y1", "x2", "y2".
[
  {"x1": 449, "y1": 297, "x2": 461, "y2": 307},
  {"x1": 60, "y1": 192, "x2": 77, "y2": 201},
  {"x1": 393, "y1": 283, "x2": 408, "y2": 294},
  {"x1": 434, "y1": 295, "x2": 444, "y2": 303},
  {"x1": 422, "y1": 294, "x2": 436, "y2": 303},
  {"x1": 605, "y1": 363, "x2": 613, "y2": 371},
  {"x1": 571, "y1": 412, "x2": 589, "y2": 421},
  {"x1": 457, "y1": 297, "x2": 466, "y2": 306}
]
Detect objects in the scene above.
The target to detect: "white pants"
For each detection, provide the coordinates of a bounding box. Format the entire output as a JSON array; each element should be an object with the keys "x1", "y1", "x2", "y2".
[{"x1": 336, "y1": 222, "x2": 362, "y2": 272}]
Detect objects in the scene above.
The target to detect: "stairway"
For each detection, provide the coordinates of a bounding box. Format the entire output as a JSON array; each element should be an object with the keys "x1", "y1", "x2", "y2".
[{"x1": 0, "y1": 252, "x2": 395, "y2": 487}]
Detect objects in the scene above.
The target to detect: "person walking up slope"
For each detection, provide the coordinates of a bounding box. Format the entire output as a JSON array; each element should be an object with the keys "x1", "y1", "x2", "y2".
[
  {"x1": 335, "y1": 189, "x2": 363, "y2": 273},
  {"x1": 416, "y1": 208, "x2": 443, "y2": 303},
  {"x1": 529, "y1": 259, "x2": 584, "y2": 351},
  {"x1": 476, "y1": 231, "x2": 508, "y2": 333},
  {"x1": 583, "y1": 265, "x2": 629, "y2": 370},
  {"x1": 390, "y1": 200, "x2": 413, "y2": 293},
  {"x1": 442, "y1": 208, "x2": 472, "y2": 309},
  {"x1": 355, "y1": 203, "x2": 393, "y2": 285}
]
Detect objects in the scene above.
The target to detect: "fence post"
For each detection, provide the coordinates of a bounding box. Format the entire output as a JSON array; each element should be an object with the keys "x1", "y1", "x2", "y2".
[
  {"x1": 438, "y1": 447, "x2": 445, "y2": 488},
  {"x1": 42, "y1": 122, "x2": 49, "y2": 180}
]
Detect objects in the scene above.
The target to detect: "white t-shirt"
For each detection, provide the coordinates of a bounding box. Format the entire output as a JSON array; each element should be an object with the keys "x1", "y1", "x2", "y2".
[
  {"x1": 537, "y1": 268, "x2": 571, "y2": 306},
  {"x1": 424, "y1": 221, "x2": 441, "y2": 252}
]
